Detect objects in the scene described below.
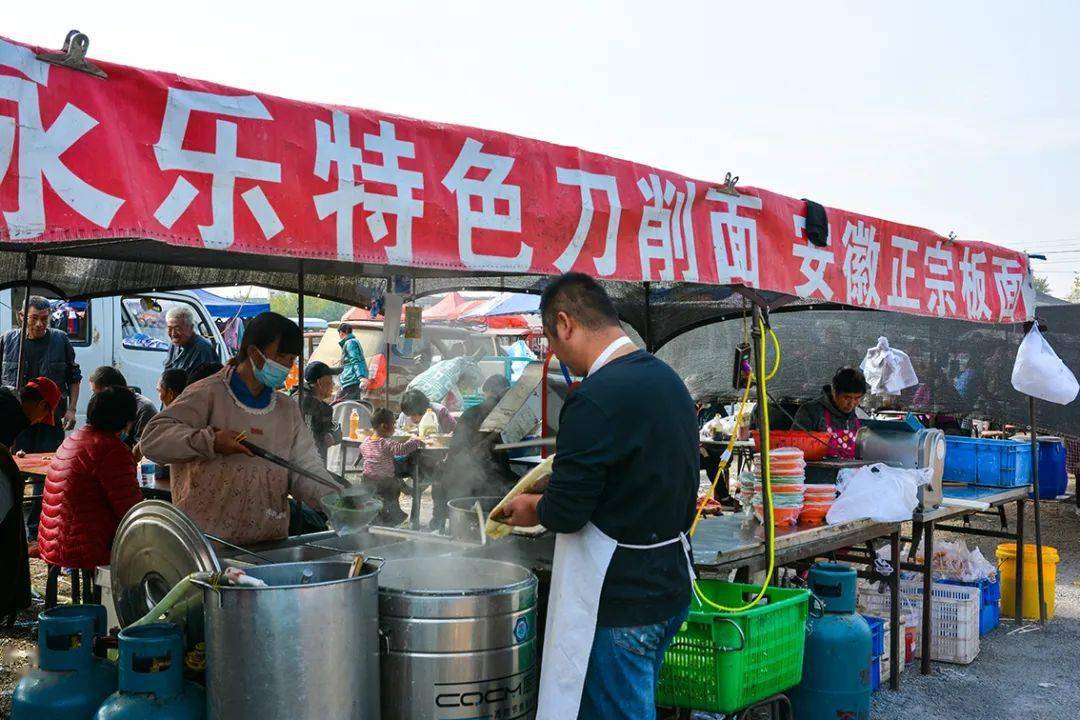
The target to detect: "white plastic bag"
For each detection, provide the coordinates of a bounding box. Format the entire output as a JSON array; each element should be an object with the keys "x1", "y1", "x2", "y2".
[
  {"x1": 860, "y1": 336, "x2": 919, "y2": 396},
  {"x1": 1011, "y1": 325, "x2": 1079, "y2": 405},
  {"x1": 826, "y1": 463, "x2": 926, "y2": 524}
]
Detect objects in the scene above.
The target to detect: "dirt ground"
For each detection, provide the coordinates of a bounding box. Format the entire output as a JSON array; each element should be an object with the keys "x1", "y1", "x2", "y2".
[
  {"x1": 872, "y1": 487, "x2": 1080, "y2": 720},
  {"x1": 3, "y1": 487, "x2": 1077, "y2": 719}
]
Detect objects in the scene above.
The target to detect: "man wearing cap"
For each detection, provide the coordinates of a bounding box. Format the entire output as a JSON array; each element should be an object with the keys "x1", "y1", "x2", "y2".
[
  {"x1": 13, "y1": 377, "x2": 66, "y2": 456},
  {"x1": 0, "y1": 296, "x2": 82, "y2": 430},
  {"x1": 12, "y1": 377, "x2": 66, "y2": 548},
  {"x1": 300, "y1": 361, "x2": 344, "y2": 463}
]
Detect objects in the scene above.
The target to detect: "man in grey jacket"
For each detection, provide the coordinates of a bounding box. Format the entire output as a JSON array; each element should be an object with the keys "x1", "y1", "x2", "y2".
[{"x1": 0, "y1": 296, "x2": 81, "y2": 429}]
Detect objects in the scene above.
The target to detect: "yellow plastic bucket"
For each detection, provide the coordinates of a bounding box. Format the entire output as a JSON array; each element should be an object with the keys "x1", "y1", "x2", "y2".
[{"x1": 996, "y1": 543, "x2": 1059, "y2": 620}]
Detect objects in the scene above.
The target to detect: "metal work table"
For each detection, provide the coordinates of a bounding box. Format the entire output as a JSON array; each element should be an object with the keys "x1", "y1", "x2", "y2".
[
  {"x1": 906, "y1": 484, "x2": 1031, "y2": 675},
  {"x1": 691, "y1": 513, "x2": 903, "y2": 691}
]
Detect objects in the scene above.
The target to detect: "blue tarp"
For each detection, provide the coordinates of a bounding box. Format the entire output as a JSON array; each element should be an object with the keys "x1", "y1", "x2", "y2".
[{"x1": 192, "y1": 289, "x2": 269, "y2": 319}]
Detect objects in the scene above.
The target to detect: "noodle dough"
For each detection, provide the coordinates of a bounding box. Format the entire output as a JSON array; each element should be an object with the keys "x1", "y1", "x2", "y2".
[{"x1": 485, "y1": 456, "x2": 554, "y2": 539}]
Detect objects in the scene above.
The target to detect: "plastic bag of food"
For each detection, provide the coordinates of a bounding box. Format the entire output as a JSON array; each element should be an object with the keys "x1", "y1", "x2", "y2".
[{"x1": 915, "y1": 539, "x2": 997, "y2": 582}]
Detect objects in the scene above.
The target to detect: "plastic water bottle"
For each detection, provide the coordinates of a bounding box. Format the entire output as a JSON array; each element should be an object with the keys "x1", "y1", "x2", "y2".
[{"x1": 139, "y1": 461, "x2": 156, "y2": 488}]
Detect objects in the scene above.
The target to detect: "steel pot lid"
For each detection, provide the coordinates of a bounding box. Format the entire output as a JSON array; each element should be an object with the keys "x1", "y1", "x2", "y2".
[{"x1": 111, "y1": 500, "x2": 221, "y2": 628}]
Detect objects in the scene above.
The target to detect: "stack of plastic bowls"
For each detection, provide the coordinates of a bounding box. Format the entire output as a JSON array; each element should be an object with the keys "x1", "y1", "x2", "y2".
[
  {"x1": 801, "y1": 484, "x2": 838, "y2": 525},
  {"x1": 738, "y1": 472, "x2": 756, "y2": 514},
  {"x1": 752, "y1": 447, "x2": 806, "y2": 526}
]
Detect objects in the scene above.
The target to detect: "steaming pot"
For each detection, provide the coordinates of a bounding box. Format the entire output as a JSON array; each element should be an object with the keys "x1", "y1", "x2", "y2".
[{"x1": 378, "y1": 556, "x2": 538, "y2": 720}]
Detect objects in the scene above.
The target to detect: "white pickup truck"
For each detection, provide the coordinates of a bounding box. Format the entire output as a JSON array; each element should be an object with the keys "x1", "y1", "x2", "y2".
[{"x1": 0, "y1": 289, "x2": 229, "y2": 420}]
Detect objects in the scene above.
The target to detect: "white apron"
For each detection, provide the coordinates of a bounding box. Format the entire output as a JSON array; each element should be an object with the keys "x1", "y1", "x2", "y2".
[{"x1": 535, "y1": 336, "x2": 695, "y2": 720}]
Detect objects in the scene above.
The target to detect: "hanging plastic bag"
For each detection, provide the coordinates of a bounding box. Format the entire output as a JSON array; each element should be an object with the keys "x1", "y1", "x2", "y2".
[
  {"x1": 860, "y1": 337, "x2": 919, "y2": 396},
  {"x1": 1011, "y1": 325, "x2": 1079, "y2": 405},
  {"x1": 826, "y1": 463, "x2": 927, "y2": 524}
]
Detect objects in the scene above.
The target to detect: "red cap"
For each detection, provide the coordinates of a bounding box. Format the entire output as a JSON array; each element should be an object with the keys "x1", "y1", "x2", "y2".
[{"x1": 24, "y1": 376, "x2": 61, "y2": 419}]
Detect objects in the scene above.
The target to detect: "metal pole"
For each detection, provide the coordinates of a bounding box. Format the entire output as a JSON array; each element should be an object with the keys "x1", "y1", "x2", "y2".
[
  {"x1": 920, "y1": 521, "x2": 933, "y2": 674},
  {"x1": 14, "y1": 253, "x2": 37, "y2": 390},
  {"x1": 749, "y1": 304, "x2": 772, "y2": 585},
  {"x1": 297, "y1": 262, "x2": 305, "y2": 407},
  {"x1": 889, "y1": 529, "x2": 901, "y2": 691},
  {"x1": 1015, "y1": 498, "x2": 1025, "y2": 625},
  {"x1": 1028, "y1": 396, "x2": 1048, "y2": 623}
]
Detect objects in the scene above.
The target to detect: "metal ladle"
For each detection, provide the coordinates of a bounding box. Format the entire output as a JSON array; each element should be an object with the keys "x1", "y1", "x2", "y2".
[{"x1": 204, "y1": 533, "x2": 277, "y2": 564}]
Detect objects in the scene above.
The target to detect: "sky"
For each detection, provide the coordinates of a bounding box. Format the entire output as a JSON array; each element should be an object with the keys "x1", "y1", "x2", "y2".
[{"x1": 6, "y1": 0, "x2": 1080, "y2": 296}]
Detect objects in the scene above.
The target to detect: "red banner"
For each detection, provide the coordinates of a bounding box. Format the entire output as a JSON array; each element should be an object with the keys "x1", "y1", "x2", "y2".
[{"x1": 0, "y1": 36, "x2": 1032, "y2": 323}]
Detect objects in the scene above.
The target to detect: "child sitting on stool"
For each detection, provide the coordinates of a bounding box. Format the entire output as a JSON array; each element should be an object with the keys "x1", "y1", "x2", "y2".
[{"x1": 360, "y1": 409, "x2": 422, "y2": 526}]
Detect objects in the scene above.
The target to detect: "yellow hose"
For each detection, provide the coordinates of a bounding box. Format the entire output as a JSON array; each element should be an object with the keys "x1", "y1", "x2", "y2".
[{"x1": 689, "y1": 315, "x2": 777, "y2": 613}]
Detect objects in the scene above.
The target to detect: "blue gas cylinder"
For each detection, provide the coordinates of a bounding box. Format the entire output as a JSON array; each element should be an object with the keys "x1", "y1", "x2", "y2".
[
  {"x1": 95, "y1": 623, "x2": 206, "y2": 719},
  {"x1": 12, "y1": 605, "x2": 118, "y2": 720},
  {"x1": 788, "y1": 563, "x2": 872, "y2": 720}
]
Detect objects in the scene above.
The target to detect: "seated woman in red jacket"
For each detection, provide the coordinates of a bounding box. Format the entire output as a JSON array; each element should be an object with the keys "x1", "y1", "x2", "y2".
[{"x1": 37, "y1": 387, "x2": 143, "y2": 572}]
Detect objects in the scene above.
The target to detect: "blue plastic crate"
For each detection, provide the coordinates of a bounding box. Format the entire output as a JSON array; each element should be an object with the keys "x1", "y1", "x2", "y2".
[
  {"x1": 871, "y1": 656, "x2": 881, "y2": 691},
  {"x1": 861, "y1": 614, "x2": 886, "y2": 656},
  {"x1": 943, "y1": 437, "x2": 1032, "y2": 487},
  {"x1": 940, "y1": 577, "x2": 1000, "y2": 635}
]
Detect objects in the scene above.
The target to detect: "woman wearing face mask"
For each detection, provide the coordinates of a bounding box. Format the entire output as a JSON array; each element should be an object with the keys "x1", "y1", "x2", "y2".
[{"x1": 140, "y1": 312, "x2": 341, "y2": 544}]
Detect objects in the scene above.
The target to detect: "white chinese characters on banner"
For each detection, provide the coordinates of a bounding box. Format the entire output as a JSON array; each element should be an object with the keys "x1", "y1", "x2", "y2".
[
  {"x1": 153, "y1": 89, "x2": 282, "y2": 249},
  {"x1": 705, "y1": 189, "x2": 762, "y2": 286},
  {"x1": 887, "y1": 235, "x2": 920, "y2": 310},
  {"x1": 959, "y1": 247, "x2": 991, "y2": 321},
  {"x1": 637, "y1": 174, "x2": 699, "y2": 281},
  {"x1": 924, "y1": 241, "x2": 957, "y2": 317},
  {"x1": 792, "y1": 215, "x2": 835, "y2": 300},
  {"x1": 993, "y1": 257, "x2": 1025, "y2": 321},
  {"x1": 555, "y1": 168, "x2": 621, "y2": 276},
  {"x1": 313, "y1": 113, "x2": 423, "y2": 263},
  {"x1": 442, "y1": 138, "x2": 528, "y2": 271},
  {"x1": 0, "y1": 39, "x2": 124, "y2": 240},
  {"x1": 840, "y1": 221, "x2": 881, "y2": 307}
]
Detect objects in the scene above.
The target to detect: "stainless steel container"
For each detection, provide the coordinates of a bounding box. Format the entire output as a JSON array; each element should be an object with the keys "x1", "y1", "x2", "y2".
[
  {"x1": 378, "y1": 557, "x2": 538, "y2": 720},
  {"x1": 194, "y1": 560, "x2": 381, "y2": 720},
  {"x1": 446, "y1": 496, "x2": 502, "y2": 543},
  {"x1": 856, "y1": 422, "x2": 945, "y2": 510}
]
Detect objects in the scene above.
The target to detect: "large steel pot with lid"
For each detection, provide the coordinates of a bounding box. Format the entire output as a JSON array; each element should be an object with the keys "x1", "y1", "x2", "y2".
[
  {"x1": 194, "y1": 560, "x2": 382, "y2": 720},
  {"x1": 378, "y1": 556, "x2": 538, "y2": 720}
]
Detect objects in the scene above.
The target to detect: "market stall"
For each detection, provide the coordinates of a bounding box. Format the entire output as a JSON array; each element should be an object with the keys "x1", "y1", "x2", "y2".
[{"x1": 2, "y1": 29, "x2": 1059, "y2": 720}]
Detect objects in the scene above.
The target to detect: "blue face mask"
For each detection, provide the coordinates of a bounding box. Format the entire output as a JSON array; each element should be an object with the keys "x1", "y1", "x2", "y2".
[{"x1": 252, "y1": 350, "x2": 291, "y2": 390}]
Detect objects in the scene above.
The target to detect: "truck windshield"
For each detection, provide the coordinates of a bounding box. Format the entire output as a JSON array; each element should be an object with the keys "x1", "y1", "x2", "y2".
[{"x1": 121, "y1": 296, "x2": 209, "y2": 351}]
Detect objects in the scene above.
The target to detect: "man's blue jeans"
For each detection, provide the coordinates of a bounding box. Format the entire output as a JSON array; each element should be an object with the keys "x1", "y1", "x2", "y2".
[{"x1": 578, "y1": 609, "x2": 688, "y2": 719}]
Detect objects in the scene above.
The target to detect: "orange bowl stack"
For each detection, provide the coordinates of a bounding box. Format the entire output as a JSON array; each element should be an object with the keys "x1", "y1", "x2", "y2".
[
  {"x1": 751, "y1": 447, "x2": 806, "y2": 527},
  {"x1": 801, "y1": 484, "x2": 837, "y2": 525}
]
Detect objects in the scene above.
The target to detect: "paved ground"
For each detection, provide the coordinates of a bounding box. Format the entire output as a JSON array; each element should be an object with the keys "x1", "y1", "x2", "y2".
[
  {"x1": 872, "y1": 490, "x2": 1079, "y2": 720},
  {"x1": 3, "y1": 487, "x2": 1077, "y2": 718}
]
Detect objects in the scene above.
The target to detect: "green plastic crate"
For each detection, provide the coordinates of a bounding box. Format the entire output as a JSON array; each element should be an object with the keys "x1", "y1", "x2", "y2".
[{"x1": 657, "y1": 581, "x2": 809, "y2": 714}]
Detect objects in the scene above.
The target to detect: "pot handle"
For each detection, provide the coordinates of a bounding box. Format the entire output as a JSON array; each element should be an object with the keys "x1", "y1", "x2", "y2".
[{"x1": 378, "y1": 627, "x2": 391, "y2": 656}]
